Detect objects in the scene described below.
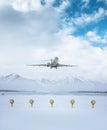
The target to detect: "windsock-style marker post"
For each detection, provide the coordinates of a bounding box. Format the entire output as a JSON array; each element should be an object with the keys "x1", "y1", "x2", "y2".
[
  {"x1": 29, "y1": 99, "x2": 34, "y2": 108},
  {"x1": 91, "y1": 100, "x2": 96, "y2": 108},
  {"x1": 70, "y1": 99, "x2": 75, "y2": 108},
  {"x1": 9, "y1": 99, "x2": 14, "y2": 107},
  {"x1": 50, "y1": 99, "x2": 54, "y2": 108}
]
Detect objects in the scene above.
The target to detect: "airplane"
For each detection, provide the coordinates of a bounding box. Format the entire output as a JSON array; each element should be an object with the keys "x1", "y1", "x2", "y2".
[{"x1": 28, "y1": 57, "x2": 77, "y2": 69}]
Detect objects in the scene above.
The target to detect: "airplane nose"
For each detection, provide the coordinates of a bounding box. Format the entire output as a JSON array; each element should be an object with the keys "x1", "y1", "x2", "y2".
[{"x1": 54, "y1": 57, "x2": 59, "y2": 62}]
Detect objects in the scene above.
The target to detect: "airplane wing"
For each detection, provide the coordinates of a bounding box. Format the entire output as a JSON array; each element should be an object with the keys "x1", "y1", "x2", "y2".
[
  {"x1": 58, "y1": 64, "x2": 77, "y2": 67},
  {"x1": 27, "y1": 64, "x2": 47, "y2": 67}
]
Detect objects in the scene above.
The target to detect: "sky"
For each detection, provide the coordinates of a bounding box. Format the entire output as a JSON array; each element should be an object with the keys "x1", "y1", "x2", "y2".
[{"x1": 0, "y1": 0, "x2": 107, "y2": 81}]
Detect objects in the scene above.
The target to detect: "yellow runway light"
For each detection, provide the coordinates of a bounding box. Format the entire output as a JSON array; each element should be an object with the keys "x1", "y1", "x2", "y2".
[
  {"x1": 49, "y1": 99, "x2": 54, "y2": 108},
  {"x1": 29, "y1": 99, "x2": 34, "y2": 107},
  {"x1": 70, "y1": 99, "x2": 75, "y2": 108},
  {"x1": 9, "y1": 99, "x2": 14, "y2": 107},
  {"x1": 91, "y1": 100, "x2": 96, "y2": 108}
]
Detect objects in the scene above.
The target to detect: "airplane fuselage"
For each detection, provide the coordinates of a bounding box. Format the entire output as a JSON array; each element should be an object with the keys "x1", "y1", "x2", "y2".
[{"x1": 47, "y1": 57, "x2": 59, "y2": 69}]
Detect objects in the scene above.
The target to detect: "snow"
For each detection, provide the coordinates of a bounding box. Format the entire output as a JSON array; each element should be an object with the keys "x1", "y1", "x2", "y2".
[
  {"x1": 0, "y1": 74, "x2": 107, "y2": 130},
  {"x1": 0, "y1": 73, "x2": 107, "y2": 93},
  {"x1": 0, "y1": 94, "x2": 107, "y2": 130}
]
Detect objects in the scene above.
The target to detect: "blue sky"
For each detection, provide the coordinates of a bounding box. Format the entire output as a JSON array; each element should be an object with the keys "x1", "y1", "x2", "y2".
[{"x1": 0, "y1": 0, "x2": 107, "y2": 81}]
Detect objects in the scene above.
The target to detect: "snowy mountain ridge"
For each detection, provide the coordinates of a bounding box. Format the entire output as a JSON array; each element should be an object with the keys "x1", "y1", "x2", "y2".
[
  {"x1": 1, "y1": 73, "x2": 23, "y2": 81},
  {"x1": 0, "y1": 73, "x2": 107, "y2": 93}
]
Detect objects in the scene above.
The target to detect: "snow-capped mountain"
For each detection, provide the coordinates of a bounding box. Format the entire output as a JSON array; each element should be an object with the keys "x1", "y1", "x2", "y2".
[
  {"x1": 1, "y1": 73, "x2": 23, "y2": 81},
  {"x1": 0, "y1": 73, "x2": 107, "y2": 93}
]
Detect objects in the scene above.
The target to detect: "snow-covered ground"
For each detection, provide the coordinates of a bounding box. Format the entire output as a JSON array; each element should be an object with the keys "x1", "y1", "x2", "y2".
[
  {"x1": 0, "y1": 94, "x2": 107, "y2": 130},
  {"x1": 0, "y1": 74, "x2": 107, "y2": 130}
]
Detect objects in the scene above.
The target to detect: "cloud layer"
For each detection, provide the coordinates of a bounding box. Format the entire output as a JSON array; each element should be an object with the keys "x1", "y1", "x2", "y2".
[{"x1": 0, "y1": 0, "x2": 107, "y2": 81}]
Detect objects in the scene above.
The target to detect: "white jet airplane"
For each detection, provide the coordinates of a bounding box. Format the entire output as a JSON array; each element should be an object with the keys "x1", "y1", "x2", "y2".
[{"x1": 28, "y1": 57, "x2": 77, "y2": 69}]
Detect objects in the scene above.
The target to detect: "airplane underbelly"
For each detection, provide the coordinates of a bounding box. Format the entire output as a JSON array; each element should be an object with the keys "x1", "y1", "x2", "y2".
[{"x1": 53, "y1": 63, "x2": 58, "y2": 67}]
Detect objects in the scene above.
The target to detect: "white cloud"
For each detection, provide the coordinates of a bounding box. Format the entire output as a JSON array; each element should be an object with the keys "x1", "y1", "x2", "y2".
[
  {"x1": 71, "y1": 8, "x2": 106, "y2": 25},
  {"x1": 11, "y1": 0, "x2": 43, "y2": 12},
  {"x1": 56, "y1": 0, "x2": 70, "y2": 13},
  {"x1": 0, "y1": 25, "x2": 107, "y2": 81},
  {"x1": 81, "y1": 0, "x2": 90, "y2": 9},
  {"x1": 86, "y1": 31, "x2": 107, "y2": 44},
  {"x1": 0, "y1": 0, "x2": 9, "y2": 6},
  {"x1": 0, "y1": 1, "x2": 107, "y2": 82},
  {"x1": 26, "y1": 33, "x2": 107, "y2": 81},
  {"x1": 45, "y1": 0, "x2": 55, "y2": 5},
  {"x1": 11, "y1": 0, "x2": 70, "y2": 14}
]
